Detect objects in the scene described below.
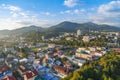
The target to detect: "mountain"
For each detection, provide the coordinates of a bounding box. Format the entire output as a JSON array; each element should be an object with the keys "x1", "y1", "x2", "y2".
[
  {"x1": 46, "y1": 21, "x2": 120, "y2": 33},
  {"x1": 0, "y1": 21, "x2": 120, "y2": 38},
  {"x1": 0, "y1": 30, "x2": 10, "y2": 35},
  {"x1": 11, "y1": 25, "x2": 44, "y2": 35},
  {"x1": 0, "y1": 25, "x2": 44, "y2": 37},
  {"x1": 46, "y1": 21, "x2": 80, "y2": 32}
]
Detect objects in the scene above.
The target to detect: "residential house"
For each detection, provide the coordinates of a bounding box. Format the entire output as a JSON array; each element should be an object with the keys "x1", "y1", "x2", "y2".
[
  {"x1": 53, "y1": 65, "x2": 69, "y2": 78},
  {"x1": 24, "y1": 70, "x2": 38, "y2": 80},
  {"x1": 2, "y1": 75, "x2": 16, "y2": 80},
  {"x1": 0, "y1": 65, "x2": 13, "y2": 80},
  {"x1": 75, "y1": 52, "x2": 93, "y2": 60}
]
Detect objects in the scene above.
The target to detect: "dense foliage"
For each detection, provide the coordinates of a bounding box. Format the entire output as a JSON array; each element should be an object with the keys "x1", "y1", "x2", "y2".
[
  {"x1": 62, "y1": 51, "x2": 120, "y2": 80},
  {"x1": 51, "y1": 39, "x2": 106, "y2": 47}
]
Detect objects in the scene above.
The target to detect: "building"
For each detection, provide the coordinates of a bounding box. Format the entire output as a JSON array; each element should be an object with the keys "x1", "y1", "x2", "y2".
[
  {"x1": 2, "y1": 75, "x2": 16, "y2": 80},
  {"x1": 0, "y1": 66, "x2": 13, "y2": 80},
  {"x1": 64, "y1": 61, "x2": 71, "y2": 69},
  {"x1": 24, "y1": 70, "x2": 38, "y2": 80},
  {"x1": 18, "y1": 65, "x2": 30, "y2": 77},
  {"x1": 75, "y1": 52, "x2": 92, "y2": 60},
  {"x1": 76, "y1": 48, "x2": 86, "y2": 52},
  {"x1": 48, "y1": 44, "x2": 55, "y2": 48},
  {"x1": 88, "y1": 47, "x2": 96, "y2": 52},
  {"x1": 114, "y1": 48, "x2": 120, "y2": 53},
  {"x1": 53, "y1": 65, "x2": 69, "y2": 77},
  {"x1": 42, "y1": 73, "x2": 60, "y2": 80},
  {"x1": 72, "y1": 58, "x2": 86, "y2": 67},
  {"x1": 41, "y1": 36, "x2": 45, "y2": 41},
  {"x1": 5, "y1": 47, "x2": 14, "y2": 52},
  {"x1": 82, "y1": 36, "x2": 90, "y2": 42},
  {"x1": 77, "y1": 29, "x2": 81, "y2": 37},
  {"x1": 65, "y1": 37, "x2": 73, "y2": 41},
  {"x1": 0, "y1": 54, "x2": 5, "y2": 66}
]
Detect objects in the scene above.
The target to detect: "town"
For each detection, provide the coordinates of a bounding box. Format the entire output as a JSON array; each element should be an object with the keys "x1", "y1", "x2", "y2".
[{"x1": 0, "y1": 29, "x2": 120, "y2": 80}]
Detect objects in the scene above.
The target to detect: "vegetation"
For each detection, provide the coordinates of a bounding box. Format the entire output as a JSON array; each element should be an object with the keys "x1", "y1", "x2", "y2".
[
  {"x1": 51, "y1": 39, "x2": 106, "y2": 47},
  {"x1": 19, "y1": 48, "x2": 29, "y2": 58},
  {"x1": 61, "y1": 57, "x2": 68, "y2": 63},
  {"x1": 0, "y1": 21, "x2": 120, "y2": 38},
  {"x1": 62, "y1": 51, "x2": 120, "y2": 80}
]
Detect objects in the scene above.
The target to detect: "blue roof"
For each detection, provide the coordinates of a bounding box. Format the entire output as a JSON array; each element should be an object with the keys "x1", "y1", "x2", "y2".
[
  {"x1": 37, "y1": 67, "x2": 47, "y2": 71},
  {"x1": 3, "y1": 70, "x2": 12, "y2": 75},
  {"x1": 0, "y1": 74, "x2": 4, "y2": 78},
  {"x1": 43, "y1": 73, "x2": 55, "y2": 80},
  {"x1": 34, "y1": 75, "x2": 45, "y2": 80}
]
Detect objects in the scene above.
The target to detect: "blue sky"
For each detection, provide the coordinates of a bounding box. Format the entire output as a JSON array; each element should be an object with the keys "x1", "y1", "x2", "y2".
[{"x1": 0, "y1": 0, "x2": 120, "y2": 30}]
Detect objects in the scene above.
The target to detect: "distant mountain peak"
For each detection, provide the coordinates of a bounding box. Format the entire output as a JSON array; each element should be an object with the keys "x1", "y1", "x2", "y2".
[
  {"x1": 26, "y1": 25, "x2": 42, "y2": 28},
  {"x1": 84, "y1": 22, "x2": 97, "y2": 25},
  {"x1": 0, "y1": 21, "x2": 120, "y2": 38}
]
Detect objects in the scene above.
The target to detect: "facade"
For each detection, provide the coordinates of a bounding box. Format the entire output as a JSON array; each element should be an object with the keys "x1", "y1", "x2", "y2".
[
  {"x1": 5, "y1": 47, "x2": 14, "y2": 52},
  {"x1": 82, "y1": 36, "x2": 90, "y2": 42},
  {"x1": 75, "y1": 52, "x2": 92, "y2": 60},
  {"x1": 77, "y1": 29, "x2": 81, "y2": 37},
  {"x1": 24, "y1": 70, "x2": 38, "y2": 80}
]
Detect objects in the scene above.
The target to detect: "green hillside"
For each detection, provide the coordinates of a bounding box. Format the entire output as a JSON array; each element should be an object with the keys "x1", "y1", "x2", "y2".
[{"x1": 62, "y1": 51, "x2": 120, "y2": 80}]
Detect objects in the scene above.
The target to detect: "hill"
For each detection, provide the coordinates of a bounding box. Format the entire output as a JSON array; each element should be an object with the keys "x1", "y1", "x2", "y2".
[
  {"x1": 62, "y1": 51, "x2": 120, "y2": 80},
  {"x1": 0, "y1": 25, "x2": 44, "y2": 37},
  {"x1": 0, "y1": 21, "x2": 120, "y2": 38},
  {"x1": 46, "y1": 21, "x2": 120, "y2": 33}
]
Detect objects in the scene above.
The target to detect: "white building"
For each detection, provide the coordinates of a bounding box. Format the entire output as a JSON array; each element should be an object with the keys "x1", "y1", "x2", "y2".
[
  {"x1": 41, "y1": 36, "x2": 45, "y2": 41},
  {"x1": 5, "y1": 47, "x2": 14, "y2": 52},
  {"x1": 82, "y1": 36, "x2": 90, "y2": 42},
  {"x1": 77, "y1": 29, "x2": 81, "y2": 37},
  {"x1": 48, "y1": 44, "x2": 55, "y2": 48}
]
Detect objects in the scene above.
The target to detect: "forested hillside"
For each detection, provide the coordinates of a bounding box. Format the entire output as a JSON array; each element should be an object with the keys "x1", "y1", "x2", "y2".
[{"x1": 62, "y1": 51, "x2": 120, "y2": 80}]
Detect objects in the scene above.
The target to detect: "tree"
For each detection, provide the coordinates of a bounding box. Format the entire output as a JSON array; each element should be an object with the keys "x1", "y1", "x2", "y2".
[
  {"x1": 61, "y1": 57, "x2": 68, "y2": 63},
  {"x1": 62, "y1": 51, "x2": 120, "y2": 80},
  {"x1": 22, "y1": 52, "x2": 28, "y2": 58}
]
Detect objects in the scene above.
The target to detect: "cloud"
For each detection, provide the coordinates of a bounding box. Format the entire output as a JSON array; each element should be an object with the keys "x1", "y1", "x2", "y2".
[
  {"x1": 41, "y1": 12, "x2": 51, "y2": 16},
  {"x1": 40, "y1": 12, "x2": 56, "y2": 17},
  {"x1": 16, "y1": 19, "x2": 49, "y2": 26},
  {"x1": 0, "y1": 4, "x2": 51, "y2": 30},
  {"x1": 64, "y1": 0, "x2": 78, "y2": 7},
  {"x1": 1, "y1": 4, "x2": 21, "y2": 11},
  {"x1": 60, "y1": 9, "x2": 85, "y2": 14},
  {"x1": 0, "y1": 4, "x2": 29, "y2": 18},
  {"x1": 89, "y1": 1, "x2": 120, "y2": 26},
  {"x1": 0, "y1": 17, "x2": 49, "y2": 30},
  {"x1": 98, "y1": 1, "x2": 120, "y2": 16}
]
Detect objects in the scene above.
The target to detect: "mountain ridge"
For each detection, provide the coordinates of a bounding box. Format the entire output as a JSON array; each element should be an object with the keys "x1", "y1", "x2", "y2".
[
  {"x1": 0, "y1": 21, "x2": 120, "y2": 37},
  {"x1": 46, "y1": 21, "x2": 120, "y2": 33}
]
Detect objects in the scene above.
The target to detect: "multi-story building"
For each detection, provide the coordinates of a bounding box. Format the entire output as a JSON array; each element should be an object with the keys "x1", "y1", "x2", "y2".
[{"x1": 76, "y1": 29, "x2": 81, "y2": 37}]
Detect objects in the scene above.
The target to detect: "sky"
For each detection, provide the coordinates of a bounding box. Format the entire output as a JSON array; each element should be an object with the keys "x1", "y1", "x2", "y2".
[{"x1": 0, "y1": 0, "x2": 120, "y2": 30}]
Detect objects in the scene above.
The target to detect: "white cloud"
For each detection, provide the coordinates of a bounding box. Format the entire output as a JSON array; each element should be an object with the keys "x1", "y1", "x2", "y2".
[
  {"x1": 60, "y1": 9, "x2": 85, "y2": 14},
  {"x1": 16, "y1": 19, "x2": 49, "y2": 27},
  {"x1": 42, "y1": 12, "x2": 51, "y2": 16},
  {"x1": 0, "y1": 4, "x2": 51, "y2": 30},
  {"x1": 40, "y1": 12, "x2": 56, "y2": 17},
  {"x1": 1, "y1": 4, "x2": 21, "y2": 11},
  {"x1": 89, "y1": 1, "x2": 120, "y2": 26},
  {"x1": 98, "y1": 1, "x2": 120, "y2": 16},
  {"x1": 64, "y1": 0, "x2": 78, "y2": 7},
  {"x1": 19, "y1": 12, "x2": 29, "y2": 18},
  {"x1": 0, "y1": 17, "x2": 49, "y2": 30},
  {"x1": 0, "y1": 4, "x2": 29, "y2": 18}
]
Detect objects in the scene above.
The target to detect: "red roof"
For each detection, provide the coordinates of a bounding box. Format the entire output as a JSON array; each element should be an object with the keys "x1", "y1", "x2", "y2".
[
  {"x1": 54, "y1": 65, "x2": 69, "y2": 74},
  {"x1": 3, "y1": 76, "x2": 16, "y2": 80},
  {"x1": 115, "y1": 48, "x2": 120, "y2": 53},
  {"x1": 25, "y1": 70, "x2": 38, "y2": 79},
  {"x1": 0, "y1": 65, "x2": 8, "y2": 73}
]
